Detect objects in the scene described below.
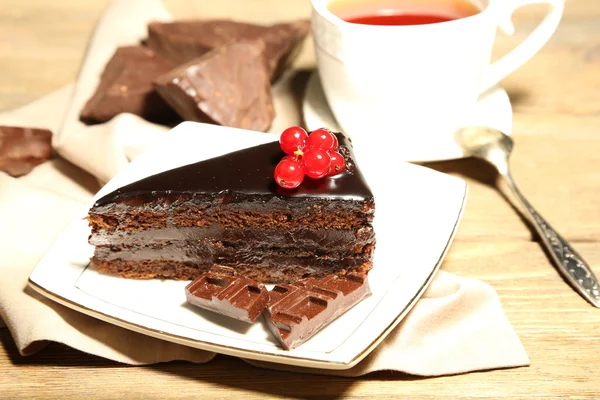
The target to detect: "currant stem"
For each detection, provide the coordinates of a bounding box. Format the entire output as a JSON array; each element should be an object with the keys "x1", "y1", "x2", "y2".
[{"x1": 293, "y1": 146, "x2": 304, "y2": 161}]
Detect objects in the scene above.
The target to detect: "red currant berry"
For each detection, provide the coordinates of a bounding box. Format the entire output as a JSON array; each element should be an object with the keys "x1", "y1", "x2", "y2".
[
  {"x1": 331, "y1": 133, "x2": 339, "y2": 151},
  {"x1": 307, "y1": 128, "x2": 336, "y2": 151},
  {"x1": 327, "y1": 151, "x2": 345, "y2": 176},
  {"x1": 280, "y1": 126, "x2": 308, "y2": 155},
  {"x1": 274, "y1": 157, "x2": 304, "y2": 189},
  {"x1": 303, "y1": 149, "x2": 331, "y2": 179}
]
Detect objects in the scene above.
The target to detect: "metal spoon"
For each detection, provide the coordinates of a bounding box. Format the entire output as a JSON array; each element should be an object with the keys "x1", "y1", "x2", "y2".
[{"x1": 455, "y1": 126, "x2": 600, "y2": 307}]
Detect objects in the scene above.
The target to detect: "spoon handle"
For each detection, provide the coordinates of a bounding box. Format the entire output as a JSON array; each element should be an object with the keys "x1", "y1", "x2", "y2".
[{"x1": 502, "y1": 173, "x2": 600, "y2": 307}]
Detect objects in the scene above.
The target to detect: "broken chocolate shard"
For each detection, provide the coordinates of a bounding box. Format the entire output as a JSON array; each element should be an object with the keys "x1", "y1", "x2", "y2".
[
  {"x1": 185, "y1": 265, "x2": 269, "y2": 323},
  {"x1": 147, "y1": 19, "x2": 309, "y2": 80},
  {"x1": 80, "y1": 46, "x2": 179, "y2": 124},
  {"x1": 153, "y1": 41, "x2": 274, "y2": 131},
  {"x1": 264, "y1": 273, "x2": 371, "y2": 350},
  {"x1": 259, "y1": 20, "x2": 310, "y2": 81},
  {"x1": 147, "y1": 20, "x2": 264, "y2": 66},
  {"x1": 0, "y1": 126, "x2": 53, "y2": 177}
]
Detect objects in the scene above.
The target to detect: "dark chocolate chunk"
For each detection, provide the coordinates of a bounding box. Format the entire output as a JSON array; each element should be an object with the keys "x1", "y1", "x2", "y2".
[
  {"x1": 264, "y1": 273, "x2": 371, "y2": 350},
  {"x1": 185, "y1": 264, "x2": 269, "y2": 323},
  {"x1": 147, "y1": 19, "x2": 309, "y2": 80},
  {"x1": 80, "y1": 46, "x2": 179, "y2": 124},
  {"x1": 0, "y1": 126, "x2": 53, "y2": 177},
  {"x1": 153, "y1": 41, "x2": 274, "y2": 131},
  {"x1": 259, "y1": 20, "x2": 311, "y2": 81}
]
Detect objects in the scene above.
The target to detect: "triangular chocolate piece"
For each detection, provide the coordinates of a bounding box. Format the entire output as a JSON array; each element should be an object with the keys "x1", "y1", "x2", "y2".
[
  {"x1": 80, "y1": 46, "x2": 179, "y2": 124},
  {"x1": 147, "y1": 19, "x2": 309, "y2": 80},
  {"x1": 153, "y1": 41, "x2": 274, "y2": 131},
  {"x1": 88, "y1": 133, "x2": 375, "y2": 283}
]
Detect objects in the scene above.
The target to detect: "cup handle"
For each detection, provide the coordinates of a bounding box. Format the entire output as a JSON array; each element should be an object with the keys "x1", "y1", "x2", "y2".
[{"x1": 478, "y1": 0, "x2": 565, "y2": 93}]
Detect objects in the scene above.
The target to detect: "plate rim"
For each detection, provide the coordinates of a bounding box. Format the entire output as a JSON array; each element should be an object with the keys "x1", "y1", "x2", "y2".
[{"x1": 27, "y1": 183, "x2": 467, "y2": 370}]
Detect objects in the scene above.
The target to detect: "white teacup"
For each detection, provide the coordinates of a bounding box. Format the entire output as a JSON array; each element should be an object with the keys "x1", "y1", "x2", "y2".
[{"x1": 311, "y1": 0, "x2": 564, "y2": 161}]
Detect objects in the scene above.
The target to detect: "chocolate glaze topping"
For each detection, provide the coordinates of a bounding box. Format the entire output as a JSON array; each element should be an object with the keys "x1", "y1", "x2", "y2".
[{"x1": 94, "y1": 133, "x2": 373, "y2": 207}]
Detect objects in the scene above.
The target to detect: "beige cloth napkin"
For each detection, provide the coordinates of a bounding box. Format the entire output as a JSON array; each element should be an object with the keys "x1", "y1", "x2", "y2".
[{"x1": 0, "y1": 0, "x2": 529, "y2": 375}]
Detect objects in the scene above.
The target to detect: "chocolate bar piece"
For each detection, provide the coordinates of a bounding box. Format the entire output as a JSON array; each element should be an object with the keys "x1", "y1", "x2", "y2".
[
  {"x1": 264, "y1": 273, "x2": 371, "y2": 350},
  {"x1": 80, "y1": 46, "x2": 179, "y2": 124},
  {"x1": 259, "y1": 20, "x2": 310, "y2": 81},
  {"x1": 153, "y1": 41, "x2": 274, "y2": 131},
  {"x1": 0, "y1": 126, "x2": 52, "y2": 177},
  {"x1": 147, "y1": 19, "x2": 309, "y2": 80},
  {"x1": 185, "y1": 265, "x2": 268, "y2": 323}
]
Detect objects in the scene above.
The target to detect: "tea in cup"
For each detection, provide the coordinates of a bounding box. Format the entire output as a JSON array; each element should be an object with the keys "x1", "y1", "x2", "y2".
[{"x1": 311, "y1": 0, "x2": 564, "y2": 160}]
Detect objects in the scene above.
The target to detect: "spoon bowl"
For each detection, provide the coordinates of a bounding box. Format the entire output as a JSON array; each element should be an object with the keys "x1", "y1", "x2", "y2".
[
  {"x1": 455, "y1": 126, "x2": 514, "y2": 158},
  {"x1": 455, "y1": 127, "x2": 514, "y2": 174},
  {"x1": 455, "y1": 126, "x2": 600, "y2": 307}
]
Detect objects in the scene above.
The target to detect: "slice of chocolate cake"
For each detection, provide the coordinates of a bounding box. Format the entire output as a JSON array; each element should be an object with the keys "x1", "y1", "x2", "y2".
[{"x1": 87, "y1": 133, "x2": 375, "y2": 283}]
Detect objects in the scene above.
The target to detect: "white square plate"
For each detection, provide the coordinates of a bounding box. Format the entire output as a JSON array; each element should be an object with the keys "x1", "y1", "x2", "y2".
[{"x1": 29, "y1": 122, "x2": 467, "y2": 369}]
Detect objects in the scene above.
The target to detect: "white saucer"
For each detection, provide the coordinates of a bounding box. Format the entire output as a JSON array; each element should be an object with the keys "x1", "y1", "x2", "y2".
[{"x1": 303, "y1": 72, "x2": 513, "y2": 162}]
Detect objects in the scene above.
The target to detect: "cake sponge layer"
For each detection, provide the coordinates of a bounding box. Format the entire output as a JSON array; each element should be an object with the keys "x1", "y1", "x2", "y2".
[{"x1": 91, "y1": 257, "x2": 372, "y2": 283}]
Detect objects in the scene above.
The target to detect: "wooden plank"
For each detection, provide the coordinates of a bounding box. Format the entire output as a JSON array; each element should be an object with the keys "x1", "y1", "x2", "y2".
[{"x1": 0, "y1": 0, "x2": 599, "y2": 399}]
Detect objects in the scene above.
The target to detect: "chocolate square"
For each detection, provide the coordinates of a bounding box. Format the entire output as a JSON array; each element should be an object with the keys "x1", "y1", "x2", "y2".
[
  {"x1": 185, "y1": 265, "x2": 269, "y2": 323},
  {"x1": 264, "y1": 273, "x2": 371, "y2": 350}
]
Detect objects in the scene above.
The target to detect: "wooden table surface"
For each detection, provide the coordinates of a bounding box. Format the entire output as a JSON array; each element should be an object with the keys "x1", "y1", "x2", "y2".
[{"x1": 1, "y1": 0, "x2": 599, "y2": 398}]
